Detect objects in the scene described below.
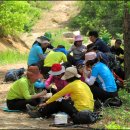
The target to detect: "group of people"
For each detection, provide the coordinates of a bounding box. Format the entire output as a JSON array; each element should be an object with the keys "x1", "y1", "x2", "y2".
[{"x1": 6, "y1": 30, "x2": 124, "y2": 124}]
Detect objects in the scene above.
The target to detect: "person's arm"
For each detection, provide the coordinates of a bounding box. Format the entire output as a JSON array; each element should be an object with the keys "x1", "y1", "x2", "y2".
[
  {"x1": 31, "y1": 90, "x2": 47, "y2": 99},
  {"x1": 45, "y1": 75, "x2": 53, "y2": 89},
  {"x1": 46, "y1": 84, "x2": 72, "y2": 104},
  {"x1": 36, "y1": 46, "x2": 46, "y2": 60}
]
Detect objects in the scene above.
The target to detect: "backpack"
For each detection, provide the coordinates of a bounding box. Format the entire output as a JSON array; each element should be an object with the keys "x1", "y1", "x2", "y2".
[
  {"x1": 73, "y1": 110, "x2": 99, "y2": 124},
  {"x1": 4, "y1": 68, "x2": 25, "y2": 82}
]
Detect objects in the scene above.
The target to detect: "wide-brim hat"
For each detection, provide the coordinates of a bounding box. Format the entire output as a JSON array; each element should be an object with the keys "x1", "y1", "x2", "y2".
[
  {"x1": 27, "y1": 66, "x2": 43, "y2": 81},
  {"x1": 49, "y1": 66, "x2": 65, "y2": 76},
  {"x1": 36, "y1": 37, "x2": 50, "y2": 44},
  {"x1": 83, "y1": 52, "x2": 97, "y2": 64},
  {"x1": 48, "y1": 64, "x2": 65, "y2": 76},
  {"x1": 74, "y1": 35, "x2": 83, "y2": 42},
  {"x1": 61, "y1": 67, "x2": 81, "y2": 80}
]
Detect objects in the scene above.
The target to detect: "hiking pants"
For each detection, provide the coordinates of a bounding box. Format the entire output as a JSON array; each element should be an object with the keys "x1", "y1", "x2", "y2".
[
  {"x1": 38, "y1": 99, "x2": 78, "y2": 118},
  {"x1": 89, "y1": 83, "x2": 118, "y2": 102},
  {"x1": 7, "y1": 98, "x2": 40, "y2": 111}
]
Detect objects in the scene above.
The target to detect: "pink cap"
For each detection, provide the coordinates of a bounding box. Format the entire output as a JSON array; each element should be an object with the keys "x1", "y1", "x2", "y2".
[{"x1": 74, "y1": 35, "x2": 83, "y2": 42}]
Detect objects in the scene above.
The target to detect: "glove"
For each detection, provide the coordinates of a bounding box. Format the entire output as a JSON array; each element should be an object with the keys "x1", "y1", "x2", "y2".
[{"x1": 34, "y1": 79, "x2": 45, "y2": 89}]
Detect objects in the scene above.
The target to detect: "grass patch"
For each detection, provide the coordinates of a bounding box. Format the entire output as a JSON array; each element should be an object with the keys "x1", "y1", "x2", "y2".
[
  {"x1": 0, "y1": 50, "x2": 28, "y2": 66},
  {"x1": 91, "y1": 89, "x2": 130, "y2": 129}
]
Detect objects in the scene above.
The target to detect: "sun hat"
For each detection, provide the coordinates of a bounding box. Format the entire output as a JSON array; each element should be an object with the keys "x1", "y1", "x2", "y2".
[
  {"x1": 48, "y1": 64, "x2": 65, "y2": 76},
  {"x1": 36, "y1": 36, "x2": 50, "y2": 44},
  {"x1": 84, "y1": 52, "x2": 97, "y2": 64},
  {"x1": 43, "y1": 32, "x2": 52, "y2": 41},
  {"x1": 27, "y1": 66, "x2": 43, "y2": 81},
  {"x1": 74, "y1": 35, "x2": 83, "y2": 42},
  {"x1": 61, "y1": 67, "x2": 81, "y2": 80}
]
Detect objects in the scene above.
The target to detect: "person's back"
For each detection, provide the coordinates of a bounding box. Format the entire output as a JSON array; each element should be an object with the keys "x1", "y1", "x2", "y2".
[
  {"x1": 92, "y1": 62, "x2": 117, "y2": 92},
  {"x1": 28, "y1": 43, "x2": 44, "y2": 66},
  {"x1": 44, "y1": 51, "x2": 67, "y2": 67}
]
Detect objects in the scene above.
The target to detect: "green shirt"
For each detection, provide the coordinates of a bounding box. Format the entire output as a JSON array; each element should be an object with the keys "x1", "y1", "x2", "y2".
[
  {"x1": 7, "y1": 77, "x2": 35, "y2": 100},
  {"x1": 44, "y1": 51, "x2": 67, "y2": 67}
]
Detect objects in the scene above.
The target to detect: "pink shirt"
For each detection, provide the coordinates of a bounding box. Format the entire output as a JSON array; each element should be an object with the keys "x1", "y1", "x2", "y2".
[{"x1": 45, "y1": 75, "x2": 68, "y2": 92}]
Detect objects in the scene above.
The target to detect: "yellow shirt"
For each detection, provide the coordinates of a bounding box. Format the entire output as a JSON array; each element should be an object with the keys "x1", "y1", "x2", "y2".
[
  {"x1": 44, "y1": 51, "x2": 67, "y2": 67},
  {"x1": 46, "y1": 80, "x2": 94, "y2": 112}
]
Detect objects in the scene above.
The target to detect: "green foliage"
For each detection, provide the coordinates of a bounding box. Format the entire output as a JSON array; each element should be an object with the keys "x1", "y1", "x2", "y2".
[
  {"x1": 29, "y1": 1, "x2": 52, "y2": 10},
  {"x1": 50, "y1": 29, "x2": 71, "y2": 50},
  {"x1": 105, "y1": 122, "x2": 126, "y2": 129},
  {"x1": 69, "y1": 1, "x2": 124, "y2": 36},
  {"x1": 0, "y1": 1, "x2": 41, "y2": 36},
  {"x1": 0, "y1": 50, "x2": 28, "y2": 65}
]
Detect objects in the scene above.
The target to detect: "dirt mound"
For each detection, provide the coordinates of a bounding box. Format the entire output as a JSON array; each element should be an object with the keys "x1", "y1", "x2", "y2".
[{"x1": 0, "y1": 36, "x2": 30, "y2": 53}]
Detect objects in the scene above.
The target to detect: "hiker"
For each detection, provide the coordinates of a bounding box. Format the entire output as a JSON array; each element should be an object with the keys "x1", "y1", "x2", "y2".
[
  {"x1": 67, "y1": 35, "x2": 87, "y2": 66},
  {"x1": 27, "y1": 36, "x2": 50, "y2": 70},
  {"x1": 27, "y1": 66, "x2": 95, "y2": 124},
  {"x1": 42, "y1": 45, "x2": 68, "y2": 78},
  {"x1": 110, "y1": 39, "x2": 124, "y2": 64},
  {"x1": 88, "y1": 31, "x2": 110, "y2": 53},
  {"x1": 84, "y1": 52, "x2": 118, "y2": 103},
  {"x1": 6, "y1": 66, "x2": 47, "y2": 111}
]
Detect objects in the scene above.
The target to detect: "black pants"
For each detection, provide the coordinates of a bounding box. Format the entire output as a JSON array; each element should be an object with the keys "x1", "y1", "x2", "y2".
[
  {"x1": 7, "y1": 98, "x2": 40, "y2": 111},
  {"x1": 89, "y1": 84, "x2": 118, "y2": 102},
  {"x1": 38, "y1": 99, "x2": 78, "y2": 118}
]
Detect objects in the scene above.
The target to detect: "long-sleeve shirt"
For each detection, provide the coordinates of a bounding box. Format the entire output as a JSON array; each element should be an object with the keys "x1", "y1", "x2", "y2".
[
  {"x1": 45, "y1": 75, "x2": 68, "y2": 91},
  {"x1": 46, "y1": 80, "x2": 94, "y2": 112},
  {"x1": 7, "y1": 77, "x2": 35, "y2": 100}
]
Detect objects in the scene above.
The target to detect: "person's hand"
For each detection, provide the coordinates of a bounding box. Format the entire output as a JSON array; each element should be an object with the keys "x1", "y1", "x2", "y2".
[
  {"x1": 38, "y1": 90, "x2": 47, "y2": 98},
  {"x1": 39, "y1": 103, "x2": 47, "y2": 107}
]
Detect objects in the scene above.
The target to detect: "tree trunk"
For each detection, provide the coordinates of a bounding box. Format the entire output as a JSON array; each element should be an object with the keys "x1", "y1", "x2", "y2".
[{"x1": 124, "y1": 1, "x2": 130, "y2": 80}]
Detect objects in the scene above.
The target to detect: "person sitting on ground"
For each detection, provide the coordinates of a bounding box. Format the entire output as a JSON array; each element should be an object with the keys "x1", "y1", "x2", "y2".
[
  {"x1": 42, "y1": 45, "x2": 68, "y2": 78},
  {"x1": 27, "y1": 66, "x2": 95, "y2": 124},
  {"x1": 84, "y1": 52, "x2": 118, "y2": 103},
  {"x1": 110, "y1": 39, "x2": 124, "y2": 64},
  {"x1": 27, "y1": 36, "x2": 50, "y2": 70},
  {"x1": 68, "y1": 35, "x2": 87, "y2": 66},
  {"x1": 88, "y1": 31, "x2": 110, "y2": 53},
  {"x1": 6, "y1": 66, "x2": 47, "y2": 111}
]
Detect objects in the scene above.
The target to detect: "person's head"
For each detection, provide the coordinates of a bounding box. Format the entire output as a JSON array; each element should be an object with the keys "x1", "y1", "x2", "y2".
[
  {"x1": 36, "y1": 36, "x2": 50, "y2": 48},
  {"x1": 74, "y1": 35, "x2": 83, "y2": 47},
  {"x1": 43, "y1": 32, "x2": 52, "y2": 41},
  {"x1": 27, "y1": 66, "x2": 43, "y2": 83},
  {"x1": 48, "y1": 63, "x2": 65, "y2": 78},
  {"x1": 88, "y1": 31, "x2": 99, "y2": 43},
  {"x1": 115, "y1": 39, "x2": 122, "y2": 49},
  {"x1": 84, "y1": 52, "x2": 98, "y2": 68},
  {"x1": 86, "y1": 43, "x2": 97, "y2": 52},
  {"x1": 76, "y1": 63, "x2": 85, "y2": 75},
  {"x1": 61, "y1": 66, "x2": 81, "y2": 83}
]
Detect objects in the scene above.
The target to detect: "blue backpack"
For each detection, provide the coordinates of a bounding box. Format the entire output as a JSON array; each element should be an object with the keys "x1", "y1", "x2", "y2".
[{"x1": 4, "y1": 68, "x2": 25, "y2": 82}]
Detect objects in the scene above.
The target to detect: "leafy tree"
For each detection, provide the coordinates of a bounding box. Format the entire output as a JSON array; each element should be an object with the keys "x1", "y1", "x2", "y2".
[
  {"x1": 0, "y1": 1, "x2": 40, "y2": 36},
  {"x1": 69, "y1": 1, "x2": 124, "y2": 36}
]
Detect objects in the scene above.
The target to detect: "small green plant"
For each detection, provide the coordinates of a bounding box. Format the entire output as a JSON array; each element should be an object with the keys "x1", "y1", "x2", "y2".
[
  {"x1": 105, "y1": 122, "x2": 125, "y2": 129},
  {"x1": 0, "y1": 50, "x2": 28, "y2": 65}
]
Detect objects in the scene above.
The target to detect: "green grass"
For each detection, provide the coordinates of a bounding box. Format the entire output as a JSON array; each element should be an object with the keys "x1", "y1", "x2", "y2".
[
  {"x1": 0, "y1": 50, "x2": 28, "y2": 66},
  {"x1": 91, "y1": 89, "x2": 130, "y2": 129}
]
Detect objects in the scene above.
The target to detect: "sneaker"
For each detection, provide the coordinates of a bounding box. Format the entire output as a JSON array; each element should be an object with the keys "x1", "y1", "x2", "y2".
[
  {"x1": 27, "y1": 110, "x2": 41, "y2": 118},
  {"x1": 26, "y1": 104, "x2": 36, "y2": 111}
]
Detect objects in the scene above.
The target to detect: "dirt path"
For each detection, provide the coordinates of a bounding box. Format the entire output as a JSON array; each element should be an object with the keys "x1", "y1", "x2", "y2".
[
  {"x1": 20, "y1": 1, "x2": 79, "y2": 48},
  {"x1": 0, "y1": 1, "x2": 81, "y2": 129}
]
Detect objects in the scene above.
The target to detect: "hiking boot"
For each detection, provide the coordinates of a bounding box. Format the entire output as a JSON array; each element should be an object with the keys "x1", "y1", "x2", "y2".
[
  {"x1": 27, "y1": 110, "x2": 41, "y2": 118},
  {"x1": 26, "y1": 104, "x2": 36, "y2": 111}
]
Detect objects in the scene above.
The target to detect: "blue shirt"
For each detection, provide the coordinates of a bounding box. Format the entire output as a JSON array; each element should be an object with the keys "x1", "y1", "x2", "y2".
[
  {"x1": 27, "y1": 43, "x2": 44, "y2": 65},
  {"x1": 91, "y1": 62, "x2": 117, "y2": 92}
]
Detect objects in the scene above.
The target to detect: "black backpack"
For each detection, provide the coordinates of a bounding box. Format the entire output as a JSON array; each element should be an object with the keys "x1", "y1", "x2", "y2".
[{"x1": 4, "y1": 68, "x2": 25, "y2": 82}]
